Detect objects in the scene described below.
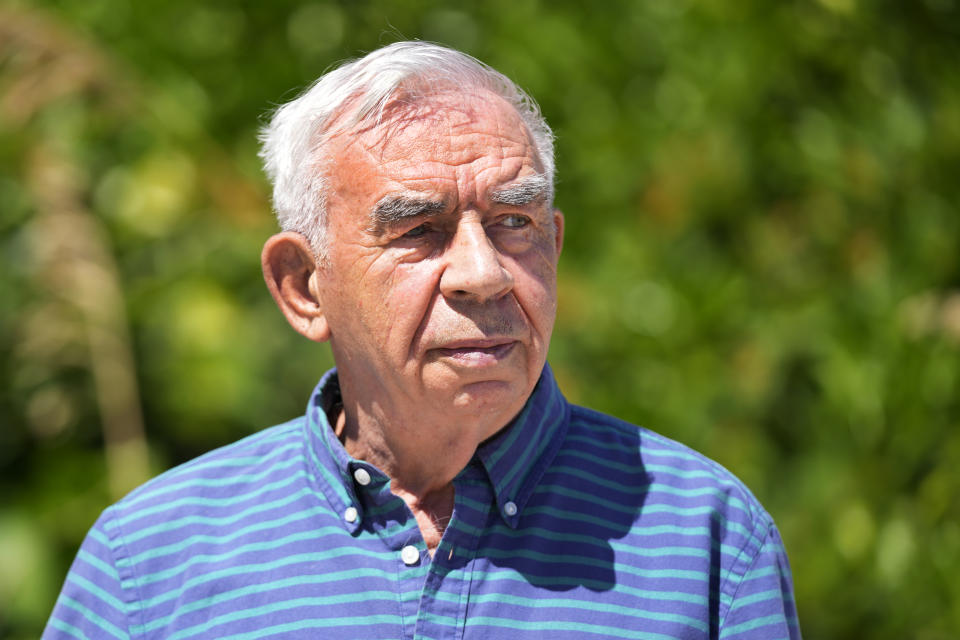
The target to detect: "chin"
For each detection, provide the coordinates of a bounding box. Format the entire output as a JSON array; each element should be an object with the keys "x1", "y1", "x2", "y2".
[
  {"x1": 421, "y1": 350, "x2": 540, "y2": 409},
  {"x1": 447, "y1": 376, "x2": 528, "y2": 421}
]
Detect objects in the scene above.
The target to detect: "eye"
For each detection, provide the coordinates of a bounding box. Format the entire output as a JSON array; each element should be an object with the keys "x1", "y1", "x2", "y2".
[
  {"x1": 501, "y1": 214, "x2": 530, "y2": 229},
  {"x1": 403, "y1": 223, "x2": 430, "y2": 238}
]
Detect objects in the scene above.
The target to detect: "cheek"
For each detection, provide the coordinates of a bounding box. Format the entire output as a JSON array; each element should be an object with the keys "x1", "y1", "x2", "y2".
[
  {"x1": 513, "y1": 258, "x2": 559, "y2": 331},
  {"x1": 384, "y1": 261, "x2": 441, "y2": 305},
  {"x1": 376, "y1": 261, "x2": 443, "y2": 332}
]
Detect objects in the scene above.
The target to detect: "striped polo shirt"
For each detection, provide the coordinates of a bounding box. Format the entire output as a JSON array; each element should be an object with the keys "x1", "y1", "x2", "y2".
[{"x1": 45, "y1": 364, "x2": 801, "y2": 639}]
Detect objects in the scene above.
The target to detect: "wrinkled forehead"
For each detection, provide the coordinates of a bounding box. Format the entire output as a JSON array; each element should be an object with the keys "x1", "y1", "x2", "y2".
[{"x1": 330, "y1": 89, "x2": 541, "y2": 171}]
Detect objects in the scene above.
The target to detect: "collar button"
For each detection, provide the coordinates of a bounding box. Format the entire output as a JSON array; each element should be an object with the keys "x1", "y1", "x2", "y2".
[{"x1": 353, "y1": 468, "x2": 372, "y2": 486}]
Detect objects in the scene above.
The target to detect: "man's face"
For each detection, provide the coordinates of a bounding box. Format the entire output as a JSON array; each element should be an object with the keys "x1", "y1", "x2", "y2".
[{"x1": 316, "y1": 91, "x2": 563, "y2": 435}]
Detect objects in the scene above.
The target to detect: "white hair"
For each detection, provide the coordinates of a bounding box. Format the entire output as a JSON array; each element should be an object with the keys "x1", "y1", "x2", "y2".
[{"x1": 258, "y1": 41, "x2": 555, "y2": 258}]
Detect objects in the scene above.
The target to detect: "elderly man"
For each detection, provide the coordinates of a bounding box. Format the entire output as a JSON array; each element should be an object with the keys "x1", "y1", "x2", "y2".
[{"x1": 45, "y1": 42, "x2": 801, "y2": 639}]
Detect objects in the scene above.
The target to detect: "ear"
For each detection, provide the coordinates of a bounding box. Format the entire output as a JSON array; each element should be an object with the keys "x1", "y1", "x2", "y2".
[
  {"x1": 552, "y1": 208, "x2": 565, "y2": 257},
  {"x1": 261, "y1": 232, "x2": 331, "y2": 342}
]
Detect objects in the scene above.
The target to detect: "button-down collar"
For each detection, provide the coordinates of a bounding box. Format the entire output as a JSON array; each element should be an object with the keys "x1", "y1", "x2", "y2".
[
  {"x1": 303, "y1": 364, "x2": 570, "y2": 531},
  {"x1": 474, "y1": 364, "x2": 570, "y2": 527}
]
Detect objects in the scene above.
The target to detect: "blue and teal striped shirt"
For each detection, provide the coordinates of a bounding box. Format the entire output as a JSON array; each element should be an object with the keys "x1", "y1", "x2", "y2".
[{"x1": 45, "y1": 365, "x2": 801, "y2": 639}]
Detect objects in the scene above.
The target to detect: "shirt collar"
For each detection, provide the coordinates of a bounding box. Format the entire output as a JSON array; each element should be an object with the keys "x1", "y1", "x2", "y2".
[
  {"x1": 474, "y1": 363, "x2": 570, "y2": 528},
  {"x1": 303, "y1": 364, "x2": 570, "y2": 530},
  {"x1": 304, "y1": 368, "x2": 365, "y2": 534}
]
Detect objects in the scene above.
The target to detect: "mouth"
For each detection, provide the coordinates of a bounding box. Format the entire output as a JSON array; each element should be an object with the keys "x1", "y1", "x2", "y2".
[{"x1": 431, "y1": 339, "x2": 518, "y2": 366}]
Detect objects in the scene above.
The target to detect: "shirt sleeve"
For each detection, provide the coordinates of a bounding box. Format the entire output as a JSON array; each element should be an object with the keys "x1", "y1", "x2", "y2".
[
  {"x1": 720, "y1": 522, "x2": 802, "y2": 640},
  {"x1": 42, "y1": 508, "x2": 133, "y2": 640}
]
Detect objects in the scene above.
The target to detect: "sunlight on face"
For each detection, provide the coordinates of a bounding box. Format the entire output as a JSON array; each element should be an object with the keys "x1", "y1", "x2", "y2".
[{"x1": 316, "y1": 90, "x2": 563, "y2": 437}]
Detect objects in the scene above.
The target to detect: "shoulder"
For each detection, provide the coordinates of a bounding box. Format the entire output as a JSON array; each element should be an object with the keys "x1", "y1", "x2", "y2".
[
  {"x1": 560, "y1": 405, "x2": 797, "y2": 632},
  {"x1": 563, "y1": 404, "x2": 774, "y2": 532},
  {"x1": 104, "y1": 417, "x2": 308, "y2": 527},
  {"x1": 551, "y1": 404, "x2": 800, "y2": 637}
]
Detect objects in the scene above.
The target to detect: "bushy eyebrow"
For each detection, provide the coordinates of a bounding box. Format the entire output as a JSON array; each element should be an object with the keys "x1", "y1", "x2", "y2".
[
  {"x1": 368, "y1": 173, "x2": 551, "y2": 233},
  {"x1": 369, "y1": 195, "x2": 447, "y2": 233},
  {"x1": 489, "y1": 173, "x2": 552, "y2": 207}
]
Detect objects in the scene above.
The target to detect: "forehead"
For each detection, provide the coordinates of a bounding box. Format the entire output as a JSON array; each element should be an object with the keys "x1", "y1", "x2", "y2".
[
  {"x1": 375, "y1": 92, "x2": 532, "y2": 156},
  {"x1": 326, "y1": 91, "x2": 541, "y2": 205}
]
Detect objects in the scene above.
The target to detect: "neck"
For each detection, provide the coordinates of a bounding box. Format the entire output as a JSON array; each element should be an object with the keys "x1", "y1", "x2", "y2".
[{"x1": 334, "y1": 402, "x2": 480, "y2": 553}]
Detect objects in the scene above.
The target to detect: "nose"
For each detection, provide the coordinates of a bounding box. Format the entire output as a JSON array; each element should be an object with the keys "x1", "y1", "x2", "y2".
[{"x1": 439, "y1": 218, "x2": 514, "y2": 302}]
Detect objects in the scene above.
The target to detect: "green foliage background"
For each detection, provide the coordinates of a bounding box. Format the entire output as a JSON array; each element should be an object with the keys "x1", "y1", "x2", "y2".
[{"x1": 2, "y1": 0, "x2": 958, "y2": 637}]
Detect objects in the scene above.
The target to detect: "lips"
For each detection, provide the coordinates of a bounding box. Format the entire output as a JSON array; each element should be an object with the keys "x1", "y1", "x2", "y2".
[{"x1": 431, "y1": 339, "x2": 518, "y2": 365}]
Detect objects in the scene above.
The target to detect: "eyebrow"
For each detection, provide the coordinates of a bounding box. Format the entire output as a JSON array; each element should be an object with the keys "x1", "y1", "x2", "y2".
[
  {"x1": 489, "y1": 173, "x2": 552, "y2": 207},
  {"x1": 368, "y1": 173, "x2": 553, "y2": 233},
  {"x1": 369, "y1": 195, "x2": 447, "y2": 233}
]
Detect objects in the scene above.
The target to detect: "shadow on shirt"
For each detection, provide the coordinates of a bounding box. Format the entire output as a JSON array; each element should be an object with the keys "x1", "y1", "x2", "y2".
[{"x1": 464, "y1": 431, "x2": 653, "y2": 593}]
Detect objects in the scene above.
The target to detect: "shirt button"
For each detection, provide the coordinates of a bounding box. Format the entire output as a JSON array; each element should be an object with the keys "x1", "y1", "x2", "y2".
[
  {"x1": 400, "y1": 545, "x2": 420, "y2": 566},
  {"x1": 343, "y1": 506, "x2": 359, "y2": 523},
  {"x1": 353, "y1": 468, "x2": 371, "y2": 486},
  {"x1": 503, "y1": 501, "x2": 518, "y2": 517}
]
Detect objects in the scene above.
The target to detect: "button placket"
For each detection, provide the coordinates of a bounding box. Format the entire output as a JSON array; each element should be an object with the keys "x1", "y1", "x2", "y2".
[{"x1": 414, "y1": 461, "x2": 490, "y2": 640}]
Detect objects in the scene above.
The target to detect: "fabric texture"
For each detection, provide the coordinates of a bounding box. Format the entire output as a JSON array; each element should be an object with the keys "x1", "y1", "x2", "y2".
[{"x1": 44, "y1": 365, "x2": 802, "y2": 639}]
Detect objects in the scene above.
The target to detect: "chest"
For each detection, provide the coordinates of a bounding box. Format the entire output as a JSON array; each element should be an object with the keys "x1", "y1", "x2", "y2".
[{"x1": 128, "y1": 479, "x2": 721, "y2": 640}]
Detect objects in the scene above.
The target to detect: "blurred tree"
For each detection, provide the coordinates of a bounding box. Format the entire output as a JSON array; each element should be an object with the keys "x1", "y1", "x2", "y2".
[{"x1": 1, "y1": 1, "x2": 958, "y2": 638}]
